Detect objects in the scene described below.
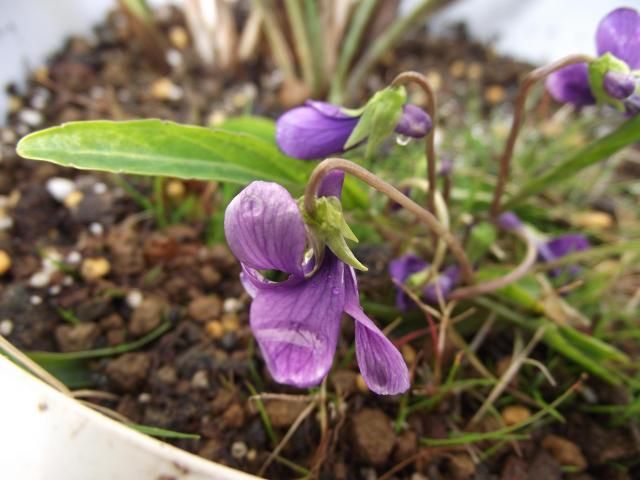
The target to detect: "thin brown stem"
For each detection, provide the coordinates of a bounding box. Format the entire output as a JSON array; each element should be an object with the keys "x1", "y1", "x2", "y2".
[
  {"x1": 304, "y1": 158, "x2": 475, "y2": 284},
  {"x1": 391, "y1": 71, "x2": 438, "y2": 214},
  {"x1": 448, "y1": 228, "x2": 538, "y2": 301},
  {"x1": 490, "y1": 54, "x2": 595, "y2": 217}
]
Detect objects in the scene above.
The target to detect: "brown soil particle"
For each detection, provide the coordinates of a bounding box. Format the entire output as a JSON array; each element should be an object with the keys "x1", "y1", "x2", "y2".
[
  {"x1": 331, "y1": 369, "x2": 359, "y2": 396},
  {"x1": 129, "y1": 297, "x2": 166, "y2": 337},
  {"x1": 394, "y1": 430, "x2": 418, "y2": 463},
  {"x1": 187, "y1": 295, "x2": 223, "y2": 323},
  {"x1": 54, "y1": 323, "x2": 101, "y2": 352},
  {"x1": 106, "y1": 352, "x2": 152, "y2": 392},
  {"x1": 500, "y1": 455, "x2": 527, "y2": 480},
  {"x1": 264, "y1": 400, "x2": 308, "y2": 429},
  {"x1": 351, "y1": 408, "x2": 396, "y2": 466},
  {"x1": 221, "y1": 403, "x2": 245, "y2": 429},
  {"x1": 541, "y1": 434, "x2": 588, "y2": 471},
  {"x1": 527, "y1": 450, "x2": 562, "y2": 480},
  {"x1": 445, "y1": 452, "x2": 476, "y2": 480}
]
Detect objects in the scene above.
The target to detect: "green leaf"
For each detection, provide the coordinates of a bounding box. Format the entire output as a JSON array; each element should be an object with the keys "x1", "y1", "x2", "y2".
[
  {"x1": 466, "y1": 222, "x2": 497, "y2": 264},
  {"x1": 28, "y1": 321, "x2": 171, "y2": 362},
  {"x1": 505, "y1": 114, "x2": 640, "y2": 207},
  {"x1": 17, "y1": 120, "x2": 310, "y2": 189},
  {"x1": 129, "y1": 424, "x2": 200, "y2": 440},
  {"x1": 217, "y1": 115, "x2": 278, "y2": 142}
]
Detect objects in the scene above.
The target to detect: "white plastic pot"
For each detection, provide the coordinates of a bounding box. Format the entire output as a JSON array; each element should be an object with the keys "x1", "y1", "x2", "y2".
[{"x1": 0, "y1": 355, "x2": 261, "y2": 480}]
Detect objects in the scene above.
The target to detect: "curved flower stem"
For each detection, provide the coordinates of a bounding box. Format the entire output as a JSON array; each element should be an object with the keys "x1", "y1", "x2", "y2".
[
  {"x1": 490, "y1": 54, "x2": 595, "y2": 217},
  {"x1": 391, "y1": 71, "x2": 438, "y2": 214},
  {"x1": 448, "y1": 229, "x2": 538, "y2": 301},
  {"x1": 304, "y1": 157, "x2": 475, "y2": 285}
]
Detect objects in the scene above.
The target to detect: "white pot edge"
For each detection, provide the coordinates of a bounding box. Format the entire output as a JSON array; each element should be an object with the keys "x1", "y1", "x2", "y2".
[{"x1": 0, "y1": 355, "x2": 262, "y2": 480}]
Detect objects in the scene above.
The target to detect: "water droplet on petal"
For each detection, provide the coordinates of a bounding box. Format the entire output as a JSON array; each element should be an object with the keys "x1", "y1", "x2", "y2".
[{"x1": 395, "y1": 134, "x2": 411, "y2": 146}]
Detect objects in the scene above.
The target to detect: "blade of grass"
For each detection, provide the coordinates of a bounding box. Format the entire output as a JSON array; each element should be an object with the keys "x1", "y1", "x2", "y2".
[
  {"x1": 329, "y1": 0, "x2": 378, "y2": 103},
  {"x1": 130, "y1": 424, "x2": 200, "y2": 440},
  {"x1": 284, "y1": 0, "x2": 317, "y2": 94},
  {"x1": 28, "y1": 320, "x2": 171, "y2": 361}
]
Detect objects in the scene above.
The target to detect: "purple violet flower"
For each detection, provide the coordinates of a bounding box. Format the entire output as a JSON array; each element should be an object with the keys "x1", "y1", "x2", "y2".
[
  {"x1": 389, "y1": 254, "x2": 460, "y2": 309},
  {"x1": 497, "y1": 212, "x2": 590, "y2": 277},
  {"x1": 546, "y1": 7, "x2": 640, "y2": 113},
  {"x1": 224, "y1": 171, "x2": 409, "y2": 394},
  {"x1": 276, "y1": 100, "x2": 432, "y2": 160}
]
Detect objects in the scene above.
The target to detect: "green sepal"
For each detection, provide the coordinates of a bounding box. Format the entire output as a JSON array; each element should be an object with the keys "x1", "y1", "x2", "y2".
[
  {"x1": 588, "y1": 53, "x2": 630, "y2": 111},
  {"x1": 300, "y1": 196, "x2": 368, "y2": 271},
  {"x1": 344, "y1": 86, "x2": 407, "y2": 158}
]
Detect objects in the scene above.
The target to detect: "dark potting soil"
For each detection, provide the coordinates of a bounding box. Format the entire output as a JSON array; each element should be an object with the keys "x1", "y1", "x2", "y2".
[{"x1": 1, "y1": 5, "x2": 638, "y2": 480}]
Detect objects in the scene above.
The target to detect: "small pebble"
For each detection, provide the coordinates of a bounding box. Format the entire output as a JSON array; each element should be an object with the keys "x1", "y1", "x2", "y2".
[
  {"x1": 230, "y1": 441, "x2": 248, "y2": 460},
  {"x1": 46, "y1": 177, "x2": 75, "y2": 202},
  {"x1": 151, "y1": 78, "x2": 183, "y2": 101},
  {"x1": 19, "y1": 108, "x2": 44, "y2": 127},
  {"x1": 63, "y1": 275, "x2": 74, "y2": 286},
  {"x1": 66, "y1": 251, "x2": 82, "y2": 265},
  {"x1": 169, "y1": 26, "x2": 189, "y2": 49},
  {"x1": 205, "y1": 320, "x2": 224, "y2": 339},
  {"x1": 29, "y1": 271, "x2": 51, "y2": 288},
  {"x1": 89, "y1": 222, "x2": 104, "y2": 236},
  {"x1": 165, "y1": 180, "x2": 185, "y2": 199},
  {"x1": 138, "y1": 393, "x2": 152, "y2": 403},
  {"x1": 126, "y1": 290, "x2": 144, "y2": 309},
  {"x1": 30, "y1": 295, "x2": 43, "y2": 305},
  {"x1": 48, "y1": 285, "x2": 61, "y2": 296},
  {"x1": 221, "y1": 313, "x2": 239, "y2": 332},
  {"x1": 501, "y1": 405, "x2": 531, "y2": 426},
  {"x1": 0, "y1": 250, "x2": 11, "y2": 275},
  {"x1": 0, "y1": 319, "x2": 14, "y2": 336},
  {"x1": 0, "y1": 216, "x2": 12, "y2": 231},
  {"x1": 223, "y1": 297, "x2": 242, "y2": 314},
  {"x1": 81, "y1": 257, "x2": 111, "y2": 280},
  {"x1": 191, "y1": 370, "x2": 210, "y2": 390},
  {"x1": 246, "y1": 449, "x2": 257, "y2": 462},
  {"x1": 63, "y1": 190, "x2": 84, "y2": 208},
  {"x1": 542, "y1": 434, "x2": 588, "y2": 471},
  {"x1": 166, "y1": 48, "x2": 183, "y2": 68},
  {"x1": 93, "y1": 182, "x2": 108, "y2": 195},
  {"x1": 30, "y1": 88, "x2": 50, "y2": 110},
  {"x1": 485, "y1": 85, "x2": 506, "y2": 104}
]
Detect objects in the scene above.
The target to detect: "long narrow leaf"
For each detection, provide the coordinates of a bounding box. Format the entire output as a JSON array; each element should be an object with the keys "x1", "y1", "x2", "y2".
[
  {"x1": 17, "y1": 120, "x2": 308, "y2": 189},
  {"x1": 506, "y1": 114, "x2": 640, "y2": 207}
]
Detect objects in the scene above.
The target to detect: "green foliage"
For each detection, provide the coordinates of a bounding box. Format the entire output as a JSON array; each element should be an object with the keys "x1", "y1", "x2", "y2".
[
  {"x1": 17, "y1": 120, "x2": 309, "y2": 189},
  {"x1": 345, "y1": 86, "x2": 407, "y2": 159},
  {"x1": 506, "y1": 113, "x2": 640, "y2": 207}
]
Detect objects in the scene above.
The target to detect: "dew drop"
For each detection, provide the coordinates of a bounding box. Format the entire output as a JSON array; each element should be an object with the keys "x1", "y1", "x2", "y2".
[{"x1": 395, "y1": 134, "x2": 411, "y2": 146}]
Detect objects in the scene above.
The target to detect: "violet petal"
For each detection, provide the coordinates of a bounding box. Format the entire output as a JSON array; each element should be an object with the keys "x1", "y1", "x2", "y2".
[
  {"x1": 275, "y1": 102, "x2": 359, "y2": 160},
  {"x1": 596, "y1": 7, "x2": 640, "y2": 69},
  {"x1": 394, "y1": 104, "x2": 433, "y2": 138},
  {"x1": 538, "y1": 233, "x2": 590, "y2": 278},
  {"x1": 624, "y1": 94, "x2": 640, "y2": 115},
  {"x1": 224, "y1": 181, "x2": 306, "y2": 276},
  {"x1": 250, "y1": 254, "x2": 346, "y2": 388},
  {"x1": 603, "y1": 71, "x2": 637, "y2": 99},
  {"x1": 423, "y1": 266, "x2": 460, "y2": 305},
  {"x1": 389, "y1": 254, "x2": 428, "y2": 311},
  {"x1": 497, "y1": 211, "x2": 524, "y2": 232},
  {"x1": 546, "y1": 63, "x2": 596, "y2": 106},
  {"x1": 317, "y1": 170, "x2": 345, "y2": 198},
  {"x1": 344, "y1": 269, "x2": 409, "y2": 395}
]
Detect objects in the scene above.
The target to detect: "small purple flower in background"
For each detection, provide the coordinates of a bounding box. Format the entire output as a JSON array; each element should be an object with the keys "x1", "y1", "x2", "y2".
[
  {"x1": 389, "y1": 254, "x2": 460, "y2": 310},
  {"x1": 546, "y1": 7, "x2": 640, "y2": 114},
  {"x1": 498, "y1": 212, "x2": 590, "y2": 278},
  {"x1": 276, "y1": 101, "x2": 432, "y2": 160},
  {"x1": 224, "y1": 171, "x2": 409, "y2": 394}
]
